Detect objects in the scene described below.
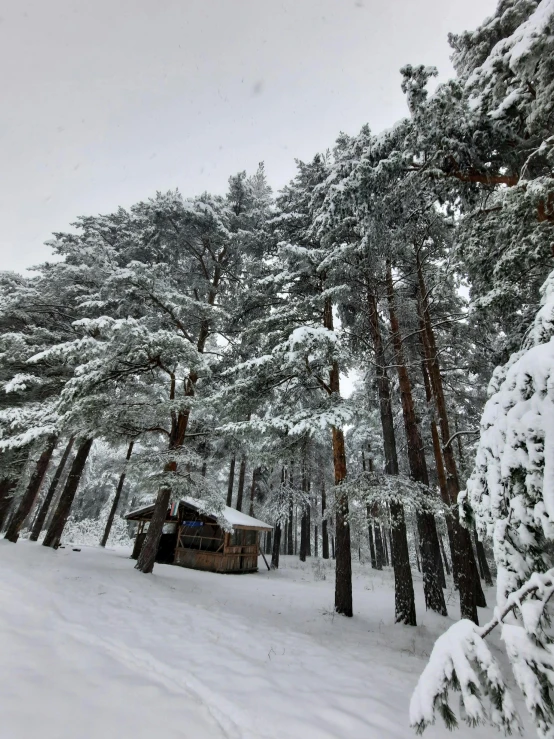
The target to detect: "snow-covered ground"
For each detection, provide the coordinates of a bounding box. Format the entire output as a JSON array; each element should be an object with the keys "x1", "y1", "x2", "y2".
[{"x1": 0, "y1": 540, "x2": 510, "y2": 739}]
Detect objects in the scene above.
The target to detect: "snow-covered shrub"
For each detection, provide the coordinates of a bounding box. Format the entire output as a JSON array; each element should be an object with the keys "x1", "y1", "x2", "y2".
[{"x1": 411, "y1": 269, "x2": 554, "y2": 737}]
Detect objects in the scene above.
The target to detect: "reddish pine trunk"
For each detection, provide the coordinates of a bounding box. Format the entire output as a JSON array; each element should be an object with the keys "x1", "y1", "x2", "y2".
[
  {"x1": 235, "y1": 457, "x2": 247, "y2": 512},
  {"x1": 5, "y1": 435, "x2": 58, "y2": 543},
  {"x1": 100, "y1": 440, "x2": 134, "y2": 548},
  {"x1": 324, "y1": 297, "x2": 353, "y2": 616},
  {"x1": 43, "y1": 438, "x2": 93, "y2": 549},
  {"x1": 30, "y1": 436, "x2": 75, "y2": 542},
  {"x1": 385, "y1": 265, "x2": 447, "y2": 616},
  {"x1": 226, "y1": 455, "x2": 236, "y2": 507},
  {"x1": 416, "y1": 254, "x2": 484, "y2": 623},
  {"x1": 367, "y1": 288, "x2": 416, "y2": 624}
]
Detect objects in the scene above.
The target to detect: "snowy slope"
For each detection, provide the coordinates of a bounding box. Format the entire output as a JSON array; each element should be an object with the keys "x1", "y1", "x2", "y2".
[{"x1": 0, "y1": 541, "x2": 512, "y2": 739}]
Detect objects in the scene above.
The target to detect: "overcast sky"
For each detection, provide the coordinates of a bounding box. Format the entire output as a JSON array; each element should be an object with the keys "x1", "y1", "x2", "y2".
[{"x1": 1, "y1": 0, "x2": 497, "y2": 273}]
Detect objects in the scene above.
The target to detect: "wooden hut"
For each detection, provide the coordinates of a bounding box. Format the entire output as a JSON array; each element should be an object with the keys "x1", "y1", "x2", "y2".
[{"x1": 125, "y1": 499, "x2": 272, "y2": 574}]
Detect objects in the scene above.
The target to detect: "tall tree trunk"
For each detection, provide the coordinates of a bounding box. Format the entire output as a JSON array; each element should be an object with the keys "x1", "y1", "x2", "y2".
[
  {"x1": 5, "y1": 435, "x2": 58, "y2": 543},
  {"x1": 367, "y1": 508, "x2": 377, "y2": 568},
  {"x1": 322, "y1": 484, "x2": 329, "y2": 559},
  {"x1": 226, "y1": 454, "x2": 236, "y2": 507},
  {"x1": 287, "y1": 484, "x2": 294, "y2": 555},
  {"x1": 420, "y1": 350, "x2": 458, "y2": 580},
  {"x1": 30, "y1": 437, "x2": 75, "y2": 542},
  {"x1": 0, "y1": 477, "x2": 17, "y2": 531},
  {"x1": 100, "y1": 440, "x2": 135, "y2": 547},
  {"x1": 439, "y1": 534, "x2": 451, "y2": 576},
  {"x1": 374, "y1": 524, "x2": 385, "y2": 570},
  {"x1": 368, "y1": 288, "x2": 416, "y2": 624},
  {"x1": 323, "y1": 297, "x2": 353, "y2": 616},
  {"x1": 266, "y1": 530, "x2": 272, "y2": 555},
  {"x1": 249, "y1": 467, "x2": 260, "y2": 517},
  {"x1": 135, "y1": 480, "x2": 171, "y2": 572},
  {"x1": 474, "y1": 525, "x2": 493, "y2": 586},
  {"x1": 385, "y1": 264, "x2": 447, "y2": 616},
  {"x1": 414, "y1": 526, "x2": 421, "y2": 572},
  {"x1": 307, "y1": 493, "x2": 312, "y2": 557},
  {"x1": 382, "y1": 525, "x2": 389, "y2": 566},
  {"x1": 43, "y1": 438, "x2": 93, "y2": 549},
  {"x1": 300, "y1": 464, "x2": 308, "y2": 562},
  {"x1": 271, "y1": 523, "x2": 281, "y2": 569},
  {"x1": 362, "y1": 452, "x2": 377, "y2": 569},
  {"x1": 416, "y1": 253, "x2": 484, "y2": 623},
  {"x1": 235, "y1": 456, "x2": 247, "y2": 512}
]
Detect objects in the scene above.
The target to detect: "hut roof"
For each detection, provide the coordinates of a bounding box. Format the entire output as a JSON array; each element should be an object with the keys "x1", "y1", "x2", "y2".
[{"x1": 125, "y1": 498, "x2": 273, "y2": 531}]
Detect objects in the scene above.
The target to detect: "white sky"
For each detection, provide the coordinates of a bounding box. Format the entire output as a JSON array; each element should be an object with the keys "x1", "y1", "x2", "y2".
[{"x1": 0, "y1": 0, "x2": 497, "y2": 273}]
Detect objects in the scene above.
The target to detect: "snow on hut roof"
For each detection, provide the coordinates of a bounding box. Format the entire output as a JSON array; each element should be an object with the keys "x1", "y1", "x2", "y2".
[{"x1": 125, "y1": 498, "x2": 272, "y2": 531}]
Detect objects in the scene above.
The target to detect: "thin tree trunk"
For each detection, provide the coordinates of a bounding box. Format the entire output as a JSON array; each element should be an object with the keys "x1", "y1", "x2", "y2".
[
  {"x1": 374, "y1": 524, "x2": 385, "y2": 569},
  {"x1": 439, "y1": 534, "x2": 451, "y2": 576},
  {"x1": 226, "y1": 454, "x2": 236, "y2": 507},
  {"x1": 287, "y1": 488, "x2": 294, "y2": 555},
  {"x1": 307, "y1": 493, "x2": 312, "y2": 557},
  {"x1": 414, "y1": 526, "x2": 421, "y2": 572},
  {"x1": 420, "y1": 351, "x2": 458, "y2": 580},
  {"x1": 235, "y1": 456, "x2": 247, "y2": 512},
  {"x1": 266, "y1": 530, "x2": 272, "y2": 555},
  {"x1": 100, "y1": 440, "x2": 134, "y2": 548},
  {"x1": 417, "y1": 253, "x2": 484, "y2": 623},
  {"x1": 323, "y1": 297, "x2": 353, "y2": 616},
  {"x1": 249, "y1": 467, "x2": 260, "y2": 517},
  {"x1": 43, "y1": 438, "x2": 93, "y2": 549},
  {"x1": 331, "y1": 532, "x2": 336, "y2": 559},
  {"x1": 30, "y1": 436, "x2": 75, "y2": 542},
  {"x1": 300, "y1": 464, "x2": 308, "y2": 562},
  {"x1": 271, "y1": 523, "x2": 281, "y2": 569},
  {"x1": 368, "y1": 287, "x2": 416, "y2": 624},
  {"x1": 367, "y1": 509, "x2": 377, "y2": 568},
  {"x1": 0, "y1": 477, "x2": 17, "y2": 531},
  {"x1": 474, "y1": 525, "x2": 493, "y2": 586},
  {"x1": 322, "y1": 484, "x2": 329, "y2": 559},
  {"x1": 5, "y1": 435, "x2": 58, "y2": 543},
  {"x1": 386, "y1": 264, "x2": 446, "y2": 615},
  {"x1": 382, "y1": 525, "x2": 389, "y2": 566}
]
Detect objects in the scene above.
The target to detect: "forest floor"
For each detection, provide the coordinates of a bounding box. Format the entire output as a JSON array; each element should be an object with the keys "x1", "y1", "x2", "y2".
[{"x1": 0, "y1": 540, "x2": 518, "y2": 739}]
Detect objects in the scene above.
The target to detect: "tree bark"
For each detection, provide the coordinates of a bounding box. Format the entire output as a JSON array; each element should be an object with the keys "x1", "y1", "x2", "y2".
[
  {"x1": 386, "y1": 264, "x2": 447, "y2": 615},
  {"x1": 249, "y1": 467, "x2": 260, "y2": 517},
  {"x1": 100, "y1": 440, "x2": 135, "y2": 548},
  {"x1": 416, "y1": 253, "x2": 484, "y2": 623},
  {"x1": 43, "y1": 437, "x2": 93, "y2": 549},
  {"x1": 323, "y1": 297, "x2": 353, "y2": 616},
  {"x1": 287, "y1": 478, "x2": 294, "y2": 556},
  {"x1": 374, "y1": 524, "x2": 385, "y2": 569},
  {"x1": 271, "y1": 523, "x2": 281, "y2": 569},
  {"x1": 474, "y1": 525, "x2": 493, "y2": 586},
  {"x1": 0, "y1": 477, "x2": 17, "y2": 531},
  {"x1": 321, "y1": 484, "x2": 329, "y2": 559},
  {"x1": 226, "y1": 455, "x2": 236, "y2": 507},
  {"x1": 367, "y1": 287, "x2": 416, "y2": 624},
  {"x1": 29, "y1": 437, "x2": 75, "y2": 542},
  {"x1": 5, "y1": 435, "x2": 58, "y2": 543},
  {"x1": 135, "y1": 481, "x2": 171, "y2": 573},
  {"x1": 367, "y1": 508, "x2": 377, "y2": 568},
  {"x1": 235, "y1": 456, "x2": 247, "y2": 512}
]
